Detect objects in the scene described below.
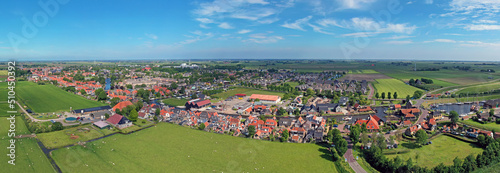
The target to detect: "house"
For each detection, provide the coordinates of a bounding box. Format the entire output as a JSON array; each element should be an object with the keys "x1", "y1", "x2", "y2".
[
  {"x1": 400, "y1": 108, "x2": 420, "y2": 120},
  {"x1": 358, "y1": 106, "x2": 372, "y2": 112},
  {"x1": 112, "y1": 101, "x2": 133, "y2": 111},
  {"x1": 339, "y1": 97, "x2": 349, "y2": 106},
  {"x1": 371, "y1": 115, "x2": 384, "y2": 126},
  {"x1": 484, "y1": 99, "x2": 500, "y2": 109},
  {"x1": 290, "y1": 127, "x2": 306, "y2": 143},
  {"x1": 354, "y1": 115, "x2": 379, "y2": 132},
  {"x1": 185, "y1": 99, "x2": 211, "y2": 109},
  {"x1": 405, "y1": 124, "x2": 422, "y2": 136},
  {"x1": 428, "y1": 111, "x2": 442, "y2": 119},
  {"x1": 278, "y1": 118, "x2": 294, "y2": 128},
  {"x1": 393, "y1": 104, "x2": 401, "y2": 110},
  {"x1": 316, "y1": 103, "x2": 341, "y2": 114},
  {"x1": 403, "y1": 120, "x2": 412, "y2": 126},
  {"x1": 106, "y1": 114, "x2": 133, "y2": 129}
]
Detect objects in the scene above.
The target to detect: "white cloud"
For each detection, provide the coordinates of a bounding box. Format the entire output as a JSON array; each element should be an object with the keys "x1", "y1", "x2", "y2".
[
  {"x1": 465, "y1": 24, "x2": 500, "y2": 30},
  {"x1": 281, "y1": 16, "x2": 313, "y2": 31},
  {"x1": 473, "y1": 20, "x2": 498, "y2": 24},
  {"x1": 193, "y1": 0, "x2": 287, "y2": 21},
  {"x1": 199, "y1": 24, "x2": 210, "y2": 29},
  {"x1": 407, "y1": 1, "x2": 415, "y2": 5},
  {"x1": 336, "y1": 0, "x2": 376, "y2": 10},
  {"x1": 145, "y1": 33, "x2": 158, "y2": 40},
  {"x1": 317, "y1": 18, "x2": 342, "y2": 28},
  {"x1": 434, "y1": 39, "x2": 456, "y2": 43},
  {"x1": 384, "y1": 40, "x2": 413, "y2": 44},
  {"x1": 218, "y1": 22, "x2": 234, "y2": 29},
  {"x1": 425, "y1": 0, "x2": 433, "y2": 4},
  {"x1": 341, "y1": 32, "x2": 380, "y2": 37},
  {"x1": 342, "y1": 17, "x2": 417, "y2": 35},
  {"x1": 258, "y1": 18, "x2": 280, "y2": 24},
  {"x1": 447, "y1": 0, "x2": 500, "y2": 17},
  {"x1": 196, "y1": 18, "x2": 214, "y2": 23},
  {"x1": 244, "y1": 33, "x2": 284, "y2": 43},
  {"x1": 383, "y1": 35, "x2": 415, "y2": 40},
  {"x1": 308, "y1": 24, "x2": 334, "y2": 35},
  {"x1": 238, "y1": 29, "x2": 253, "y2": 34},
  {"x1": 177, "y1": 31, "x2": 214, "y2": 46}
]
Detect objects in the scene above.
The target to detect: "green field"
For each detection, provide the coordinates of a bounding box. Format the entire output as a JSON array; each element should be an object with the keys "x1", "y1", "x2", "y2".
[
  {"x1": 473, "y1": 162, "x2": 500, "y2": 173},
  {"x1": 460, "y1": 120, "x2": 500, "y2": 132},
  {"x1": 161, "y1": 98, "x2": 189, "y2": 106},
  {"x1": 457, "y1": 82, "x2": 500, "y2": 94},
  {"x1": 284, "y1": 81, "x2": 300, "y2": 87},
  {"x1": 37, "y1": 124, "x2": 115, "y2": 149},
  {"x1": 373, "y1": 79, "x2": 423, "y2": 99},
  {"x1": 385, "y1": 135, "x2": 483, "y2": 168},
  {"x1": 16, "y1": 82, "x2": 107, "y2": 113},
  {"x1": 52, "y1": 123, "x2": 337, "y2": 173},
  {"x1": 213, "y1": 87, "x2": 285, "y2": 99},
  {"x1": 0, "y1": 114, "x2": 56, "y2": 172},
  {"x1": 0, "y1": 70, "x2": 7, "y2": 75}
]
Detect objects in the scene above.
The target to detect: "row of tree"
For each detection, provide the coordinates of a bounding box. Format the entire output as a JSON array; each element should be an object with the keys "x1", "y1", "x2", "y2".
[{"x1": 375, "y1": 92, "x2": 398, "y2": 99}]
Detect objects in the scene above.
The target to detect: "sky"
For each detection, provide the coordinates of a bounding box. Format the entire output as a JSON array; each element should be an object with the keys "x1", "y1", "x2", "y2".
[{"x1": 1, "y1": 0, "x2": 500, "y2": 61}]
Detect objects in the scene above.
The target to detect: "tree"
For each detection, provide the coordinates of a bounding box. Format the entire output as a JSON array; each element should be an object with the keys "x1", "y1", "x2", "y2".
[
  {"x1": 51, "y1": 122, "x2": 63, "y2": 131},
  {"x1": 80, "y1": 89, "x2": 86, "y2": 95},
  {"x1": 104, "y1": 113, "x2": 110, "y2": 119},
  {"x1": 281, "y1": 129, "x2": 289, "y2": 142},
  {"x1": 306, "y1": 88, "x2": 315, "y2": 96},
  {"x1": 110, "y1": 97, "x2": 120, "y2": 107},
  {"x1": 462, "y1": 154, "x2": 477, "y2": 172},
  {"x1": 129, "y1": 109, "x2": 138, "y2": 122},
  {"x1": 350, "y1": 125, "x2": 361, "y2": 144},
  {"x1": 381, "y1": 92, "x2": 386, "y2": 99},
  {"x1": 490, "y1": 109, "x2": 495, "y2": 117},
  {"x1": 336, "y1": 138, "x2": 348, "y2": 156},
  {"x1": 415, "y1": 129, "x2": 428, "y2": 145},
  {"x1": 413, "y1": 90, "x2": 423, "y2": 99},
  {"x1": 450, "y1": 111, "x2": 459, "y2": 124},
  {"x1": 375, "y1": 92, "x2": 380, "y2": 99},
  {"x1": 388, "y1": 92, "x2": 392, "y2": 99},
  {"x1": 361, "y1": 123, "x2": 367, "y2": 133},
  {"x1": 361, "y1": 133, "x2": 370, "y2": 146},
  {"x1": 393, "y1": 92, "x2": 398, "y2": 99},
  {"x1": 198, "y1": 123, "x2": 206, "y2": 130},
  {"x1": 248, "y1": 125, "x2": 256, "y2": 138},
  {"x1": 277, "y1": 107, "x2": 287, "y2": 116},
  {"x1": 409, "y1": 79, "x2": 415, "y2": 85},
  {"x1": 155, "y1": 108, "x2": 161, "y2": 116},
  {"x1": 376, "y1": 134, "x2": 387, "y2": 150},
  {"x1": 453, "y1": 157, "x2": 463, "y2": 173},
  {"x1": 98, "y1": 91, "x2": 107, "y2": 101},
  {"x1": 406, "y1": 95, "x2": 410, "y2": 103},
  {"x1": 331, "y1": 129, "x2": 342, "y2": 143}
]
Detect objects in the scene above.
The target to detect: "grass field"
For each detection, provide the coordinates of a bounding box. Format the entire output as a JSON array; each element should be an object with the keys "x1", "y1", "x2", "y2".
[
  {"x1": 37, "y1": 124, "x2": 113, "y2": 149},
  {"x1": 284, "y1": 81, "x2": 300, "y2": 87},
  {"x1": 213, "y1": 87, "x2": 285, "y2": 99},
  {"x1": 460, "y1": 120, "x2": 500, "y2": 132},
  {"x1": 161, "y1": 98, "x2": 189, "y2": 106},
  {"x1": 52, "y1": 123, "x2": 337, "y2": 173},
  {"x1": 0, "y1": 70, "x2": 7, "y2": 75},
  {"x1": 373, "y1": 79, "x2": 423, "y2": 99},
  {"x1": 16, "y1": 82, "x2": 107, "y2": 113},
  {"x1": 385, "y1": 135, "x2": 483, "y2": 168},
  {"x1": 456, "y1": 82, "x2": 500, "y2": 94},
  {"x1": 473, "y1": 162, "x2": 500, "y2": 173},
  {"x1": 0, "y1": 114, "x2": 56, "y2": 172}
]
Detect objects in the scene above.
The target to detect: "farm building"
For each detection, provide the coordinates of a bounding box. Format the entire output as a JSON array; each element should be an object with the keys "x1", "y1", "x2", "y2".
[
  {"x1": 106, "y1": 114, "x2": 133, "y2": 129},
  {"x1": 249, "y1": 94, "x2": 281, "y2": 104},
  {"x1": 112, "y1": 101, "x2": 133, "y2": 111},
  {"x1": 72, "y1": 105, "x2": 112, "y2": 116},
  {"x1": 185, "y1": 99, "x2": 211, "y2": 109},
  {"x1": 93, "y1": 120, "x2": 110, "y2": 129}
]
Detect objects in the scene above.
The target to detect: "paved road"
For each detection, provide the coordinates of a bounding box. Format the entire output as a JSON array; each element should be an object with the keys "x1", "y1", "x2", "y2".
[{"x1": 344, "y1": 138, "x2": 367, "y2": 173}]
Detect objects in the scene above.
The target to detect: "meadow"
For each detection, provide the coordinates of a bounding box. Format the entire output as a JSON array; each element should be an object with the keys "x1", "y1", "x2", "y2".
[
  {"x1": 212, "y1": 87, "x2": 285, "y2": 99},
  {"x1": 460, "y1": 120, "x2": 500, "y2": 132},
  {"x1": 0, "y1": 114, "x2": 56, "y2": 172},
  {"x1": 37, "y1": 124, "x2": 115, "y2": 149},
  {"x1": 161, "y1": 98, "x2": 189, "y2": 106},
  {"x1": 16, "y1": 82, "x2": 107, "y2": 113},
  {"x1": 373, "y1": 79, "x2": 423, "y2": 99},
  {"x1": 456, "y1": 82, "x2": 500, "y2": 94},
  {"x1": 385, "y1": 135, "x2": 483, "y2": 168},
  {"x1": 51, "y1": 123, "x2": 337, "y2": 173}
]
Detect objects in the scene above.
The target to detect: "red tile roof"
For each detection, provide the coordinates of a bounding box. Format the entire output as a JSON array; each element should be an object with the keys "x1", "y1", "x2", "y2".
[
  {"x1": 113, "y1": 101, "x2": 133, "y2": 111},
  {"x1": 107, "y1": 114, "x2": 123, "y2": 125}
]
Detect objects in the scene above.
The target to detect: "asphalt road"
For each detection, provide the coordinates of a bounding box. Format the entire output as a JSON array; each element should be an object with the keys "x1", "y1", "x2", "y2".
[{"x1": 344, "y1": 138, "x2": 367, "y2": 173}]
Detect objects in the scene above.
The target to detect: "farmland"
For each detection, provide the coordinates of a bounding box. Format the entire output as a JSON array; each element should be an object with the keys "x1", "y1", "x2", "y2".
[
  {"x1": 37, "y1": 124, "x2": 117, "y2": 149},
  {"x1": 51, "y1": 123, "x2": 337, "y2": 173},
  {"x1": 460, "y1": 120, "x2": 500, "y2": 132},
  {"x1": 385, "y1": 135, "x2": 483, "y2": 168},
  {"x1": 373, "y1": 79, "x2": 423, "y2": 99},
  {"x1": 0, "y1": 115, "x2": 56, "y2": 173},
  {"x1": 161, "y1": 98, "x2": 189, "y2": 106},
  {"x1": 212, "y1": 87, "x2": 285, "y2": 99},
  {"x1": 456, "y1": 82, "x2": 500, "y2": 94},
  {"x1": 16, "y1": 82, "x2": 107, "y2": 113}
]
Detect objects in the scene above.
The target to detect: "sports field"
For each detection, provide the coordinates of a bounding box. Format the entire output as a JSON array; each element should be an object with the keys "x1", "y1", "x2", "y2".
[
  {"x1": 51, "y1": 123, "x2": 337, "y2": 173},
  {"x1": 212, "y1": 87, "x2": 285, "y2": 99},
  {"x1": 16, "y1": 82, "x2": 107, "y2": 113},
  {"x1": 161, "y1": 98, "x2": 189, "y2": 106},
  {"x1": 373, "y1": 79, "x2": 423, "y2": 99},
  {"x1": 385, "y1": 135, "x2": 483, "y2": 168}
]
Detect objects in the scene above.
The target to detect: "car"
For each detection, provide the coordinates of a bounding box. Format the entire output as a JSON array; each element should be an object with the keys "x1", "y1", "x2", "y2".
[
  {"x1": 333, "y1": 124, "x2": 338, "y2": 127},
  {"x1": 385, "y1": 131, "x2": 391, "y2": 134}
]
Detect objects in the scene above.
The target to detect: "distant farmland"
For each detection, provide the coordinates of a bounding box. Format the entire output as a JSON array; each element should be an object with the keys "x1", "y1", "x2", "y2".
[
  {"x1": 373, "y1": 79, "x2": 423, "y2": 99},
  {"x1": 212, "y1": 87, "x2": 285, "y2": 99},
  {"x1": 16, "y1": 82, "x2": 107, "y2": 113},
  {"x1": 456, "y1": 82, "x2": 500, "y2": 95},
  {"x1": 52, "y1": 123, "x2": 338, "y2": 173}
]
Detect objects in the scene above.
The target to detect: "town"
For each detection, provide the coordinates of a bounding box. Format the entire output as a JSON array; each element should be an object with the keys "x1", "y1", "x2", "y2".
[{"x1": 2, "y1": 60, "x2": 500, "y2": 173}]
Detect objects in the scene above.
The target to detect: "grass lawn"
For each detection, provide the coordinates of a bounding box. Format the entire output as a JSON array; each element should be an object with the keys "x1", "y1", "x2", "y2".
[
  {"x1": 285, "y1": 81, "x2": 300, "y2": 87},
  {"x1": 373, "y1": 79, "x2": 423, "y2": 99},
  {"x1": 37, "y1": 124, "x2": 105, "y2": 149},
  {"x1": 0, "y1": 114, "x2": 55, "y2": 172},
  {"x1": 161, "y1": 98, "x2": 189, "y2": 106},
  {"x1": 460, "y1": 119, "x2": 500, "y2": 132},
  {"x1": 213, "y1": 87, "x2": 285, "y2": 99},
  {"x1": 385, "y1": 135, "x2": 483, "y2": 168},
  {"x1": 16, "y1": 82, "x2": 107, "y2": 113},
  {"x1": 52, "y1": 123, "x2": 337, "y2": 173}
]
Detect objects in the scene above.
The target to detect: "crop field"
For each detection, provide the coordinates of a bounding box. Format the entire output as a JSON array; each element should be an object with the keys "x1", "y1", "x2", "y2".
[
  {"x1": 0, "y1": 70, "x2": 7, "y2": 75},
  {"x1": 161, "y1": 98, "x2": 189, "y2": 106},
  {"x1": 385, "y1": 135, "x2": 483, "y2": 168},
  {"x1": 212, "y1": 87, "x2": 285, "y2": 99},
  {"x1": 456, "y1": 82, "x2": 500, "y2": 94},
  {"x1": 52, "y1": 123, "x2": 337, "y2": 173},
  {"x1": 373, "y1": 79, "x2": 423, "y2": 99},
  {"x1": 16, "y1": 82, "x2": 107, "y2": 113},
  {"x1": 0, "y1": 115, "x2": 55, "y2": 172}
]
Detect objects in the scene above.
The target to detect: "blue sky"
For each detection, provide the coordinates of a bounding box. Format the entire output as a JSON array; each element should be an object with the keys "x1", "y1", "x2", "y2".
[{"x1": 1, "y1": 0, "x2": 500, "y2": 61}]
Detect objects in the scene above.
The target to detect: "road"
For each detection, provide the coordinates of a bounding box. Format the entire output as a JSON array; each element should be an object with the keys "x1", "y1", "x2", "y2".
[{"x1": 344, "y1": 137, "x2": 367, "y2": 173}]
